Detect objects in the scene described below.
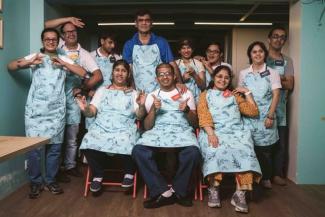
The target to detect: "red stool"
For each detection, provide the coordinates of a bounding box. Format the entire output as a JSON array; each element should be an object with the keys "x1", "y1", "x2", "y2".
[{"x1": 83, "y1": 165, "x2": 138, "y2": 198}]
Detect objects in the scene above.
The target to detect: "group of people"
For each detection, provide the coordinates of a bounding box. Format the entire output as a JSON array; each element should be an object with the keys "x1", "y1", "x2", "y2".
[{"x1": 7, "y1": 9, "x2": 294, "y2": 214}]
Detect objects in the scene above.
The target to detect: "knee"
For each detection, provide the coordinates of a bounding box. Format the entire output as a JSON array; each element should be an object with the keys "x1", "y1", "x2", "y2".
[
  {"x1": 132, "y1": 145, "x2": 149, "y2": 160},
  {"x1": 182, "y1": 146, "x2": 201, "y2": 162}
]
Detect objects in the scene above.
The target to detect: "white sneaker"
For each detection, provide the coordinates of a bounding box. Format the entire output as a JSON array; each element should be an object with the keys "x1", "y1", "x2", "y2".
[
  {"x1": 207, "y1": 187, "x2": 221, "y2": 208},
  {"x1": 231, "y1": 190, "x2": 248, "y2": 213}
]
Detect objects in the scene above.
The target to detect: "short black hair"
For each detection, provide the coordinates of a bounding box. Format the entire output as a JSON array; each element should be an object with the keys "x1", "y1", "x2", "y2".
[
  {"x1": 207, "y1": 42, "x2": 224, "y2": 54},
  {"x1": 155, "y1": 63, "x2": 174, "y2": 76},
  {"x1": 41, "y1": 28, "x2": 60, "y2": 41},
  {"x1": 60, "y1": 22, "x2": 76, "y2": 34},
  {"x1": 268, "y1": 26, "x2": 287, "y2": 38},
  {"x1": 247, "y1": 41, "x2": 268, "y2": 64},
  {"x1": 177, "y1": 38, "x2": 194, "y2": 51},
  {"x1": 111, "y1": 60, "x2": 132, "y2": 87},
  {"x1": 135, "y1": 9, "x2": 152, "y2": 20},
  {"x1": 98, "y1": 33, "x2": 116, "y2": 46}
]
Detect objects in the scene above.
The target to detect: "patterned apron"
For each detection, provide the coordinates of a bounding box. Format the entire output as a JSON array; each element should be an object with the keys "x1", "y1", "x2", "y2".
[
  {"x1": 136, "y1": 89, "x2": 198, "y2": 148},
  {"x1": 132, "y1": 44, "x2": 162, "y2": 93},
  {"x1": 80, "y1": 89, "x2": 139, "y2": 155},
  {"x1": 25, "y1": 54, "x2": 66, "y2": 144},
  {"x1": 198, "y1": 89, "x2": 261, "y2": 177},
  {"x1": 242, "y1": 67, "x2": 279, "y2": 146}
]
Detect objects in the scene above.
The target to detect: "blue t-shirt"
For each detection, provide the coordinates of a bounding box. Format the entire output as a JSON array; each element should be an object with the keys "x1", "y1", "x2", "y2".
[{"x1": 122, "y1": 32, "x2": 174, "y2": 64}]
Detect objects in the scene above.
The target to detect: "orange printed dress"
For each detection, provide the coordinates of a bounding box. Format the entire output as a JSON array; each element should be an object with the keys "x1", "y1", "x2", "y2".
[{"x1": 198, "y1": 89, "x2": 261, "y2": 189}]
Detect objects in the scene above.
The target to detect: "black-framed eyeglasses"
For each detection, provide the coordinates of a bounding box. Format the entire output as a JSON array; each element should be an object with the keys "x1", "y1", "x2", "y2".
[
  {"x1": 271, "y1": 34, "x2": 287, "y2": 41},
  {"x1": 43, "y1": 38, "x2": 58, "y2": 43}
]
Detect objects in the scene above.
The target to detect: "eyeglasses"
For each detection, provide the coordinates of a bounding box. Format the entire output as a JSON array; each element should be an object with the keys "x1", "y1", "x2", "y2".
[
  {"x1": 63, "y1": 30, "x2": 77, "y2": 35},
  {"x1": 206, "y1": 49, "x2": 220, "y2": 54},
  {"x1": 271, "y1": 34, "x2": 287, "y2": 41},
  {"x1": 43, "y1": 38, "x2": 58, "y2": 43},
  {"x1": 157, "y1": 72, "x2": 173, "y2": 77}
]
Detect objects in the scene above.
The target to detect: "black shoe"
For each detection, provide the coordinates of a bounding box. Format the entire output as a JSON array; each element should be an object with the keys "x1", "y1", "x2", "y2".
[
  {"x1": 121, "y1": 177, "x2": 134, "y2": 188},
  {"x1": 175, "y1": 194, "x2": 193, "y2": 207},
  {"x1": 45, "y1": 182, "x2": 64, "y2": 195},
  {"x1": 66, "y1": 167, "x2": 83, "y2": 177},
  {"x1": 56, "y1": 171, "x2": 71, "y2": 183},
  {"x1": 90, "y1": 180, "x2": 102, "y2": 193},
  {"x1": 29, "y1": 183, "x2": 43, "y2": 199},
  {"x1": 143, "y1": 194, "x2": 176, "y2": 209}
]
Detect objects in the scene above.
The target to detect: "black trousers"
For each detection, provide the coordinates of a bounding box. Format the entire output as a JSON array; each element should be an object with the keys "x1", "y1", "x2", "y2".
[
  {"x1": 255, "y1": 144, "x2": 274, "y2": 180},
  {"x1": 272, "y1": 126, "x2": 288, "y2": 177},
  {"x1": 83, "y1": 149, "x2": 136, "y2": 178}
]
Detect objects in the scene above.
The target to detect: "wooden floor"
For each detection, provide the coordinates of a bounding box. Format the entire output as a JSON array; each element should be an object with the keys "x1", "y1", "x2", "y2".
[{"x1": 1, "y1": 175, "x2": 325, "y2": 217}]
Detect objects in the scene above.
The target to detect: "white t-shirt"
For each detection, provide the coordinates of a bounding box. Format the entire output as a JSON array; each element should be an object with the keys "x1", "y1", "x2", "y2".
[
  {"x1": 238, "y1": 64, "x2": 281, "y2": 90},
  {"x1": 59, "y1": 39, "x2": 99, "y2": 73},
  {"x1": 145, "y1": 88, "x2": 196, "y2": 112},
  {"x1": 90, "y1": 86, "x2": 139, "y2": 111}
]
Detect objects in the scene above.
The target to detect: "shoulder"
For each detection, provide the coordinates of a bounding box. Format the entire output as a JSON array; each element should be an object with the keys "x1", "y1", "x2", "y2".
[{"x1": 90, "y1": 50, "x2": 97, "y2": 58}]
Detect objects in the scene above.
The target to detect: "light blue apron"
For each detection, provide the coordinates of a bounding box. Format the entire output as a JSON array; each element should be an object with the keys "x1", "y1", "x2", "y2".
[
  {"x1": 25, "y1": 54, "x2": 66, "y2": 144},
  {"x1": 132, "y1": 44, "x2": 162, "y2": 93},
  {"x1": 198, "y1": 89, "x2": 261, "y2": 177},
  {"x1": 177, "y1": 59, "x2": 201, "y2": 103},
  {"x1": 267, "y1": 58, "x2": 287, "y2": 126},
  {"x1": 241, "y1": 67, "x2": 279, "y2": 146},
  {"x1": 85, "y1": 52, "x2": 116, "y2": 129},
  {"x1": 136, "y1": 89, "x2": 198, "y2": 148},
  {"x1": 80, "y1": 89, "x2": 139, "y2": 155}
]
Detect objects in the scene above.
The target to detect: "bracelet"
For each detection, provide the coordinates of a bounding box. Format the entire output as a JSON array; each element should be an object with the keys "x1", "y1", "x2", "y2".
[{"x1": 244, "y1": 91, "x2": 252, "y2": 96}]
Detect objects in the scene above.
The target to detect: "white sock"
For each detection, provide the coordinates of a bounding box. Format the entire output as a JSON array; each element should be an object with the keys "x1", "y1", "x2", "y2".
[
  {"x1": 93, "y1": 177, "x2": 103, "y2": 182},
  {"x1": 162, "y1": 189, "x2": 173, "y2": 197},
  {"x1": 124, "y1": 174, "x2": 134, "y2": 179}
]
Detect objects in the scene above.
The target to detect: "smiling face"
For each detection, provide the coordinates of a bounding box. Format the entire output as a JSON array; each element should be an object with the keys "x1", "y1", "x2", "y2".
[
  {"x1": 213, "y1": 69, "x2": 231, "y2": 91},
  {"x1": 112, "y1": 64, "x2": 129, "y2": 87},
  {"x1": 250, "y1": 44, "x2": 266, "y2": 65},
  {"x1": 206, "y1": 44, "x2": 222, "y2": 64},
  {"x1": 42, "y1": 31, "x2": 59, "y2": 53},
  {"x1": 135, "y1": 14, "x2": 152, "y2": 34},
  {"x1": 156, "y1": 66, "x2": 176, "y2": 91},
  {"x1": 179, "y1": 45, "x2": 193, "y2": 60},
  {"x1": 62, "y1": 23, "x2": 78, "y2": 46}
]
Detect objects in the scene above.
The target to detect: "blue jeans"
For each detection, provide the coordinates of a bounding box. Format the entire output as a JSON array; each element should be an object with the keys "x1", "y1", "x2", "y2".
[
  {"x1": 64, "y1": 124, "x2": 79, "y2": 170},
  {"x1": 27, "y1": 143, "x2": 62, "y2": 184}
]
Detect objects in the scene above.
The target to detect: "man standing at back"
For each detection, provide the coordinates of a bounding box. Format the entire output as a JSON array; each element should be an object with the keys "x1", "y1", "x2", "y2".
[
  {"x1": 123, "y1": 9, "x2": 184, "y2": 93},
  {"x1": 266, "y1": 26, "x2": 294, "y2": 186}
]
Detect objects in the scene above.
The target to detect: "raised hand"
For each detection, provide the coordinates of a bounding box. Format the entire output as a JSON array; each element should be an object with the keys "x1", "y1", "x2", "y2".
[
  {"x1": 51, "y1": 56, "x2": 65, "y2": 67},
  {"x1": 29, "y1": 53, "x2": 43, "y2": 66},
  {"x1": 136, "y1": 90, "x2": 146, "y2": 106},
  {"x1": 179, "y1": 97, "x2": 190, "y2": 112},
  {"x1": 151, "y1": 94, "x2": 161, "y2": 111},
  {"x1": 183, "y1": 71, "x2": 191, "y2": 82},
  {"x1": 233, "y1": 87, "x2": 250, "y2": 95},
  {"x1": 176, "y1": 83, "x2": 188, "y2": 94},
  {"x1": 69, "y1": 17, "x2": 85, "y2": 28}
]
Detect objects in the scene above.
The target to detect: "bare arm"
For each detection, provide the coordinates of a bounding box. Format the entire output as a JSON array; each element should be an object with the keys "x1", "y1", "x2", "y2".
[
  {"x1": 280, "y1": 75, "x2": 294, "y2": 91},
  {"x1": 45, "y1": 17, "x2": 85, "y2": 29},
  {"x1": 52, "y1": 56, "x2": 86, "y2": 77},
  {"x1": 170, "y1": 61, "x2": 183, "y2": 83},
  {"x1": 264, "y1": 88, "x2": 280, "y2": 128},
  {"x1": 83, "y1": 69, "x2": 103, "y2": 90},
  {"x1": 191, "y1": 69, "x2": 206, "y2": 90},
  {"x1": 7, "y1": 54, "x2": 43, "y2": 71}
]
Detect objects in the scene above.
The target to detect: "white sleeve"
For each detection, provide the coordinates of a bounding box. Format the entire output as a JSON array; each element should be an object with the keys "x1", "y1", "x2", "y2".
[
  {"x1": 195, "y1": 60, "x2": 205, "y2": 73},
  {"x1": 24, "y1": 53, "x2": 37, "y2": 60},
  {"x1": 183, "y1": 91, "x2": 196, "y2": 110},
  {"x1": 80, "y1": 49, "x2": 99, "y2": 73},
  {"x1": 90, "y1": 87, "x2": 105, "y2": 109},
  {"x1": 270, "y1": 69, "x2": 282, "y2": 90},
  {"x1": 238, "y1": 70, "x2": 245, "y2": 87},
  {"x1": 145, "y1": 93, "x2": 155, "y2": 112}
]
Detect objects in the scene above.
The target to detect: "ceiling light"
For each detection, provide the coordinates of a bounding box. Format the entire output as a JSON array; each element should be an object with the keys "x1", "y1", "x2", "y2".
[
  {"x1": 194, "y1": 22, "x2": 273, "y2": 26},
  {"x1": 98, "y1": 22, "x2": 175, "y2": 26}
]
